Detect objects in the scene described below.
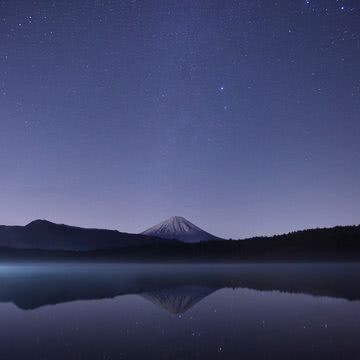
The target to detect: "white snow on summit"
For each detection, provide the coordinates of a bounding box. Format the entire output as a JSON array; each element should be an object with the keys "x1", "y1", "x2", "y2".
[{"x1": 141, "y1": 216, "x2": 219, "y2": 243}]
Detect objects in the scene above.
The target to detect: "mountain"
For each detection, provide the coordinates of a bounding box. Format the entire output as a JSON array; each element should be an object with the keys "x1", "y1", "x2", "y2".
[
  {"x1": 0, "y1": 219, "x2": 172, "y2": 251},
  {"x1": 141, "y1": 216, "x2": 220, "y2": 243},
  {"x1": 0, "y1": 219, "x2": 359, "y2": 261}
]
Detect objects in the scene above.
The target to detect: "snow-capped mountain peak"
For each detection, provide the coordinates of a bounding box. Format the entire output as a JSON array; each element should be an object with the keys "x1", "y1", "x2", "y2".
[{"x1": 141, "y1": 216, "x2": 219, "y2": 243}]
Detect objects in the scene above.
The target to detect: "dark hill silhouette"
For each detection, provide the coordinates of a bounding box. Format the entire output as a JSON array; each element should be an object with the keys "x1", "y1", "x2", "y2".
[
  {"x1": 0, "y1": 219, "x2": 174, "y2": 251},
  {"x1": 0, "y1": 220, "x2": 359, "y2": 261}
]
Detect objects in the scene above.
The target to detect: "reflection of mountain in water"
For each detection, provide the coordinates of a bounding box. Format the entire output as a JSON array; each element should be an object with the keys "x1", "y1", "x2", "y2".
[
  {"x1": 141, "y1": 286, "x2": 216, "y2": 314},
  {"x1": 1, "y1": 263, "x2": 360, "y2": 312}
]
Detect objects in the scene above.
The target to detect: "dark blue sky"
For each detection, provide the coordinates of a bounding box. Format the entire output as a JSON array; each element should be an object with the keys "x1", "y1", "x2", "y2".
[{"x1": 0, "y1": 0, "x2": 359, "y2": 238}]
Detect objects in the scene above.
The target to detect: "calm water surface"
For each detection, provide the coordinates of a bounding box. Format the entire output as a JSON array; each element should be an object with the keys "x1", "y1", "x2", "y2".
[{"x1": 0, "y1": 263, "x2": 360, "y2": 359}]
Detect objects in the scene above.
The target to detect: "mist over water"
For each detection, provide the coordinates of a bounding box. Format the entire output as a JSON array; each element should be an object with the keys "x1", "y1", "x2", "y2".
[{"x1": 0, "y1": 263, "x2": 360, "y2": 359}]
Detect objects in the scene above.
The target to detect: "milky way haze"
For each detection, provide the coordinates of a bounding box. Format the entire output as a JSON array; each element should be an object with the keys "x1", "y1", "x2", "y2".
[{"x1": 0, "y1": 0, "x2": 359, "y2": 238}]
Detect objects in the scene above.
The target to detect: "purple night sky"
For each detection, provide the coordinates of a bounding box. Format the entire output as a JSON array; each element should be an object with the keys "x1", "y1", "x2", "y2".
[{"x1": 0, "y1": 0, "x2": 359, "y2": 239}]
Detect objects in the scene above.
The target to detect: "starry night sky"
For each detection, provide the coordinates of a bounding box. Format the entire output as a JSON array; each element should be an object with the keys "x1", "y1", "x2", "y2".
[{"x1": 0, "y1": 0, "x2": 359, "y2": 238}]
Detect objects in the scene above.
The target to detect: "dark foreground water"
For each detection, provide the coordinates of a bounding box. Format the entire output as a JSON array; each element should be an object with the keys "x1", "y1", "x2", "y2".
[{"x1": 0, "y1": 263, "x2": 360, "y2": 360}]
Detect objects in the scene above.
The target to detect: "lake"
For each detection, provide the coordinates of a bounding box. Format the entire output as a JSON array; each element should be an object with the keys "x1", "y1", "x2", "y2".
[{"x1": 0, "y1": 263, "x2": 360, "y2": 359}]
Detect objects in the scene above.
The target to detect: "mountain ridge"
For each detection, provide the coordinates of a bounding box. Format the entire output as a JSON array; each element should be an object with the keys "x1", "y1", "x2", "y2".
[
  {"x1": 0, "y1": 219, "x2": 175, "y2": 251},
  {"x1": 0, "y1": 219, "x2": 359, "y2": 261}
]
